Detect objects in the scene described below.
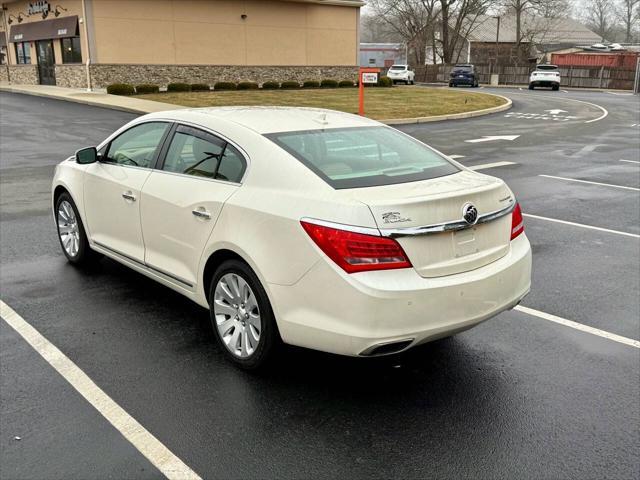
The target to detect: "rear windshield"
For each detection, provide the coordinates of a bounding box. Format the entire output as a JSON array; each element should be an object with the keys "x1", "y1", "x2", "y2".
[
  {"x1": 389, "y1": 65, "x2": 407, "y2": 70},
  {"x1": 266, "y1": 127, "x2": 459, "y2": 189},
  {"x1": 452, "y1": 65, "x2": 473, "y2": 73},
  {"x1": 536, "y1": 65, "x2": 558, "y2": 70}
]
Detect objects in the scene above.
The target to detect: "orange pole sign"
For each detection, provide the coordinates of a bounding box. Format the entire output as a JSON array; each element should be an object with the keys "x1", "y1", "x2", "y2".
[{"x1": 358, "y1": 67, "x2": 381, "y2": 116}]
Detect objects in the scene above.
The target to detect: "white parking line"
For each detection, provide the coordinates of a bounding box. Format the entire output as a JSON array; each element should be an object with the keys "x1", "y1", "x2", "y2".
[
  {"x1": 620, "y1": 159, "x2": 640, "y2": 164},
  {"x1": 515, "y1": 305, "x2": 640, "y2": 349},
  {"x1": 539, "y1": 174, "x2": 640, "y2": 192},
  {"x1": 508, "y1": 93, "x2": 608, "y2": 123},
  {"x1": 0, "y1": 300, "x2": 202, "y2": 480},
  {"x1": 523, "y1": 213, "x2": 640, "y2": 239},
  {"x1": 448, "y1": 154, "x2": 465, "y2": 160},
  {"x1": 469, "y1": 161, "x2": 516, "y2": 171}
]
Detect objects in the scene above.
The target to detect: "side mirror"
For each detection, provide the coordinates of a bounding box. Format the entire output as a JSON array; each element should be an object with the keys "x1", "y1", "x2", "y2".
[{"x1": 76, "y1": 146, "x2": 98, "y2": 164}]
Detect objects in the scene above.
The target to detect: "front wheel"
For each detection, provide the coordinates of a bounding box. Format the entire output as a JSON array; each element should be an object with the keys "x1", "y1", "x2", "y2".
[
  {"x1": 209, "y1": 259, "x2": 281, "y2": 370},
  {"x1": 552, "y1": 85, "x2": 560, "y2": 91},
  {"x1": 55, "y1": 192, "x2": 97, "y2": 265},
  {"x1": 528, "y1": 84, "x2": 534, "y2": 90}
]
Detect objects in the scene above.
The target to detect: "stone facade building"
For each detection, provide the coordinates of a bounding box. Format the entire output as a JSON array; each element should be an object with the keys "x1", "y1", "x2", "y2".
[{"x1": 0, "y1": 0, "x2": 362, "y2": 88}]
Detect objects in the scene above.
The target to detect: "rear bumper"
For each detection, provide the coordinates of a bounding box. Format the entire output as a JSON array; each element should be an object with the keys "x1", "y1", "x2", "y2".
[
  {"x1": 450, "y1": 77, "x2": 475, "y2": 85},
  {"x1": 389, "y1": 76, "x2": 409, "y2": 82},
  {"x1": 269, "y1": 233, "x2": 532, "y2": 356},
  {"x1": 530, "y1": 80, "x2": 560, "y2": 87}
]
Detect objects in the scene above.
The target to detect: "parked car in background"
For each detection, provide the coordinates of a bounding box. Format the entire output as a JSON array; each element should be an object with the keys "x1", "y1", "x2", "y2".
[
  {"x1": 387, "y1": 65, "x2": 415, "y2": 85},
  {"x1": 529, "y1": 64, "x2": 561, "y2": 90},
  {"x1": 449, "y1": 64, "x2": 479, "y2": 87},
  {"x1": 52, "y1": 107, "x2": 531, "y2": 370}
]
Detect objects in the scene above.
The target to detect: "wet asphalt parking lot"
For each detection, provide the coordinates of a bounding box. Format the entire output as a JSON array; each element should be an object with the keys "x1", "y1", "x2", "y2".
[{"x1": 0, "y1": 87, "x2": 639, "y2": 479}]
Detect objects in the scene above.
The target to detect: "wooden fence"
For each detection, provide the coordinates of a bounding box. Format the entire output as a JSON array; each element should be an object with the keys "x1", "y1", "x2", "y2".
[{"x1": 414, "y1": 64, "x2": 637, "y2": 90}]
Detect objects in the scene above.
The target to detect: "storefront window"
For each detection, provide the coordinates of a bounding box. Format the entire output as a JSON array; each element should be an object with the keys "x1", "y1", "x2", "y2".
[
  {"x1": 61, "y1": 37, "x2": 82, "y2": 64},
  {"x1": 15, "y1": 42, "x2": 31, "y2": 64}
]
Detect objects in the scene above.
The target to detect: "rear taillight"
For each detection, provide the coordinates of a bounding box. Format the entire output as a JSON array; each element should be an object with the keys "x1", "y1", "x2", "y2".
[
  {"x1": 301, "y1": 221, "x2": 412, "y2": 273},
  {"x1": 511, "y1": 203, "x2": 524, "y2": 240}
]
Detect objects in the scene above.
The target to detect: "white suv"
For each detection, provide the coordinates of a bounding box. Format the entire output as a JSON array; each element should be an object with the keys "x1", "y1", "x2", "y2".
[
  {"x1": 529, "y1": 64, "x2": 561, "y2": 91},
  {"x1": 387, "y1": 65, "x2": 415, "y2": 85}
]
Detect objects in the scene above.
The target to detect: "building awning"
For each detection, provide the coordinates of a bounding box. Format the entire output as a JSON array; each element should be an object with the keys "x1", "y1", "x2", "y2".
[
  {"x1": 9, "y1": 16, "x2": 78, "y2": 43},
  {"x1": 0, "y1": 32, "x2": 6, "y2": 48}
]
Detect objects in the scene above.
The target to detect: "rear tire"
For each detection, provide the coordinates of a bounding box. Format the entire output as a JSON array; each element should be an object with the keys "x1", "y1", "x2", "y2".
[
  {"x1": 55, "y1": 192, "x2": 98, "y2": 265},
  {"x1": 552, "y1": 84, "x2": 560, "y2": 91},
  {"x1": 528, "y1": 84, "x2": 534, "y2": 90},
  {"x1": 208, "y1": 259, "x2": 281, "y2": 370}
]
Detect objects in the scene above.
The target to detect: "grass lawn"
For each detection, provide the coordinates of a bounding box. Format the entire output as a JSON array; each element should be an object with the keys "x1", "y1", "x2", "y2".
[{"x1": 137, "y1": 87, "x2": 506, "y2": 120}]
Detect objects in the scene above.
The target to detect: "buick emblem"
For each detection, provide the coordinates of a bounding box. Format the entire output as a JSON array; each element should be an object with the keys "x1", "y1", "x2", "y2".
[{"x1": 462, "y1": 203, "x2": 478, "y2": 225}]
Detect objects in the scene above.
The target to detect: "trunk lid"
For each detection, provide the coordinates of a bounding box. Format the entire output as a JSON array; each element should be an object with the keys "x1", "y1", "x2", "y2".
[{"x1": 337, "y1": 171, "x2": 515, "y2": 278}]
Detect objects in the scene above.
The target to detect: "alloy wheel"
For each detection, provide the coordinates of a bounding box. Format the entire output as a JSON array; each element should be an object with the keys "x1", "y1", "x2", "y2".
[
  {"x1": 57, "y1": 200, "x2": 80, "y2": 257},
  {"x1": 213, "y1": 273, "x2": 262, "y2": 358}
]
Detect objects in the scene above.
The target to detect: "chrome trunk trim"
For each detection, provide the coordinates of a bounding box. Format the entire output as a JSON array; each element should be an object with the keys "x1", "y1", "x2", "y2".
[{"x1": 379, "y1": 203, "x2": 516, "y2": 238}]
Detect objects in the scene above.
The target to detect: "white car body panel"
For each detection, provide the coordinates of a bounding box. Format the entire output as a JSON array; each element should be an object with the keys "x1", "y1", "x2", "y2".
[
  {"x1": 83, "y1": 163, "x2": 151, "y2": 262},
  {"x1": 53, "y1": 107, "x2": 532, "y2": 357},
  {"x1": 387, "y1": 65, "x2": 415, "y2": 83},
  {"x1": 529, "y1": 66, "x2": 561, "y2": 88}
]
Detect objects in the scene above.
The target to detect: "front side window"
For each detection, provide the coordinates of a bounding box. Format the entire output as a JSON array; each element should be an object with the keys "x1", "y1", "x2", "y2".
[
  {"x1": 267, "y1": 126, "x2": 459, "y2": 189},
  {"x1": 163, "y1": 125, "x2": 246, "y2": 182},
  {"x1": 105, "y1": 122, "x2": 169, "y2": 168},
  {"x1": 15, "y1": 42, "x2": 31, "y2": 64},
  {"x1": 61, "y1": 37, "x2": 82, "y2": 63}
]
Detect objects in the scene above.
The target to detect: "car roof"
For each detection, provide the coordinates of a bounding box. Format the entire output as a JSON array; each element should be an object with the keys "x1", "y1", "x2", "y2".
[
  {"x1": 536, "y1": 64, "x2": 558, "y2": 68},
  {"x1": 144, "y1": 106, "x2": 381, "y2": 135}
]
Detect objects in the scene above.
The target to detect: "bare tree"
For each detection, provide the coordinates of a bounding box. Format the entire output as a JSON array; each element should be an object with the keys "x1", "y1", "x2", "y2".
[
  {"x1": 440, "y1": 0, "x2": 494, "y2": 63},
  {"x1": 617, "y1": 0, "x2": 640, "y2": 42},
  {"x1": 367, "y1": 0, "x2": 440, "y2": 65},
  {"x1": 578, "y1": 0, "x2": 615, "y2": 40},
  {"x1": 500, "y1": 0, "x2": 570, "y2": 52}
]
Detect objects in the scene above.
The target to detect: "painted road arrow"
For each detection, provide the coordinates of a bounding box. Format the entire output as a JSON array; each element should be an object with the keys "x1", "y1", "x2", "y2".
[
  {"x1": 465, "y1": 135, "x2": 520, "y2": 143},
  {"x1": 545, "y1": 109, "x2": 568, "y2": 115}
]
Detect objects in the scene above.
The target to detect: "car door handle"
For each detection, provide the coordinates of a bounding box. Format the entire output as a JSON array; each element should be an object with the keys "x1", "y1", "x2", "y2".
[
  {"x1": 122, "y1": 191, "x2": 136, "y2": 202},
  {"x1": 192, "y1": 208, "x2": 211, "y2": 220}
]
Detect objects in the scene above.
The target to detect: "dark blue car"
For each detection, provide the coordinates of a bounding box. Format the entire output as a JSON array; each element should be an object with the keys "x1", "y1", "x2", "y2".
[{"x1": 449, "y1": 64, "x2": 479, "y2": 88}]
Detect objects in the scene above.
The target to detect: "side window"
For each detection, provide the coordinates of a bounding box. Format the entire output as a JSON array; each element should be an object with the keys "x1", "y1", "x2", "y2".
[
  {"x1": 162, "y1": 125, "x2": 246, "y2": 182},
  {"x1": 216, "y1": 144, "x2": 246, "y2": 183},
  {"x1": 105, "y1": 122, "x2": 169, "y2": 168}
]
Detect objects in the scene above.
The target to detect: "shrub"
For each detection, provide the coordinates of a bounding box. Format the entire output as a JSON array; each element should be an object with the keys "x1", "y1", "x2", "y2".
[
  {"x1": 237, "y1": 82, "x2": 259, "y2": 90},
  {"x1": 214, "y1": 82, "x2": 237, "y2": 91},
  {"x1": 378, "y1": 76, "x2": 393, "y2": 88},
  {"x1": 280, "y1": 81, "x2": 301, "y2": 89},
  {"x1": 167, "y1": 82, "x2": 192, "y2": 92},
  {"x1": 338, "y1": 80, "x2": 355, "y2": 88},
  {"x1": 261, "y1": 81, "x2": 280, "y2": 90},
  {"x1": 106, "y1": 83, "x2": 135, "y2": 96},
  {"x1": 303, "y1": 80, "x2": 321, "y2": 88},
  {"x1": 320, "y1": 79, "x2": 339, "y2": 88},
  {"x1": 190, "y1": 83, "x2": 210, "y2": 91},
  {"x1": 135, "y1": 84, "x2": 160, "y2": 94}
]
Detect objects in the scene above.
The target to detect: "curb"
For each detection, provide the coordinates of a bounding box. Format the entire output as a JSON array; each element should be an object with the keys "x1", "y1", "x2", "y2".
[
  {"x1": 381, "y1": 93, "x2": 512, "y2": 125},
  {"x1": 0, "y1": 84, "x2": 511, "y2": 124}
]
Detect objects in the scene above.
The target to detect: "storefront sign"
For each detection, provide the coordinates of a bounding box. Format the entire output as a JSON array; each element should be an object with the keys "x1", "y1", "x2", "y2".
[
  {"x1": 13, "y1": 33, "x2": 24, "y2": 41},
  {"x1": 28, "y1": 1, "x2": 51, "y2": 17},
  {"x1": 361, "y1": 73, "x2": 379, "y2": 84},
  {"x1": 57, "y1": 29, "x2": 67, "y2": 35}
]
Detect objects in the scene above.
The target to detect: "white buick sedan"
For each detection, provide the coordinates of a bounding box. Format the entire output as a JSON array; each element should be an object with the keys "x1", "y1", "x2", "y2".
[{"x1": 52, "y1": 107, "x2": 531, "y2": 369}]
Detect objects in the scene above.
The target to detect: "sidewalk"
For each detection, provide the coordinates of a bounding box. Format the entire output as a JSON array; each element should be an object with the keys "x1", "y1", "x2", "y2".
[{"x1": 0, "y1": 84, "x2": 186, "y2": 114}]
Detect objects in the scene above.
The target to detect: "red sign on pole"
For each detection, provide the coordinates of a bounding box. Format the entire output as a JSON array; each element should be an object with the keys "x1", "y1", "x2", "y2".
[{"x1": 358, "y1": 67, "x2": 381, "y2": 116}]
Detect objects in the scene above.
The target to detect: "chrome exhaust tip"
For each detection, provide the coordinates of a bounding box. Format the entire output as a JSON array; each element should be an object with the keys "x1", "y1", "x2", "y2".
[{"x1": 359, "y1": 339, "x2": 414, "y2": 357}]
